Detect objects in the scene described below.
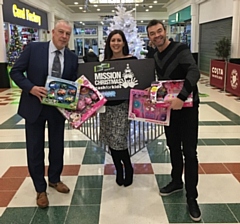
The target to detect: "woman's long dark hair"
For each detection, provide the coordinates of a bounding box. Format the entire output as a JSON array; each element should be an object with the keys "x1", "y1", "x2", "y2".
[{"x1": 104, "y1": 30, "x2": 129, "y2": 60}]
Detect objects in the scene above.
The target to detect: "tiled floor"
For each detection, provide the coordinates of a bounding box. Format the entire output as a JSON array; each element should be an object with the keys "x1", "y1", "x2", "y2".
[{"x1": 0, "y1": 75, "x2": 240, "y2": 223}]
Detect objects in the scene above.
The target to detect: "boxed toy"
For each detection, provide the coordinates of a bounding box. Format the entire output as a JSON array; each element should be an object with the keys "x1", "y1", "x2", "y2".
[
  {"x1": 58, "y1": 75, "x2": 107, "y2": 129},
  {"x1": 42, "y1": 76, "x2": 81, "y2": 110},
  {"x1": 128, "y1": 89, "x2": 171, "y2": 126},
  {"x1": 149, "y1": 80, "x2": 193, "y2": 107}
]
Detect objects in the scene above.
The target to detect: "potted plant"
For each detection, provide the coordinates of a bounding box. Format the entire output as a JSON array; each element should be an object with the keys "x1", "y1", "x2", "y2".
[
  {"x1": 210, "y1": 37, "x2": 231, "y2": 90},
  {"x1": 215, "y1": 37, "x2": 231, "y2": 61}
]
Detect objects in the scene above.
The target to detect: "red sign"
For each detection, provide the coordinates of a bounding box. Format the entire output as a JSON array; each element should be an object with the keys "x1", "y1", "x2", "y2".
[
  {"x1": 210, "y1": 60, "x2": 226, "y2": 89},
  {"x1": 226, "y1": 63, "x2": 240, "y2": 97}
]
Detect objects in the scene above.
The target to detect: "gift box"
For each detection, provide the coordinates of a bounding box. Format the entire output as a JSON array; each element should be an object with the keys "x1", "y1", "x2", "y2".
[
  {"x1": 58, "y1": 75, "x2": 107, "y2": 129},
  {"x1": 77, "y1": 58, "x2": 156, "y2": 101},
  {"x1": 128, "y1": 89, "x2": 170, "y2": 126},
  {"x1": 42, "y1": 76, "x2": 81, "y2": 110},
  {"x1": 149, "y1": 80, "x2": 193, "y2": 107}
]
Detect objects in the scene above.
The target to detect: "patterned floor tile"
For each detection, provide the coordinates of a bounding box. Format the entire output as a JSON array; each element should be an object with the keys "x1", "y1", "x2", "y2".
[
  {"x1": 31, "y1": 206, "x2": 68, "y2": 224},
  {"x1": 200, "y1": 204, "x2": 238, "y2": 223},
  {"x1": 66, "y1": 205, "x2": 100, "y2": 224},
  {"x1": 0, "y1": 207, "x2": 37, "y2": 224},
  {"x1": 200, "y1": 163, "x2": 230, "y2": 174}
]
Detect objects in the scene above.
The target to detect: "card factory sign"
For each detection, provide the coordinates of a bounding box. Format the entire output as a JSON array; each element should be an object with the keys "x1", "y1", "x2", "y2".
[
  {"x1": 3, "y1": 0, "x2": 48, "y2": 29},
  {"x1": 12, "y1": 4, "x2": 41, "y2": 26}
]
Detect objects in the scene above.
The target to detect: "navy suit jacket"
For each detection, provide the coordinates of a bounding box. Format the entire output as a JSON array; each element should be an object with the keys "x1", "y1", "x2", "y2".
[{"x1": 10, "y1": 42, "x2": 78, "y2": 123}]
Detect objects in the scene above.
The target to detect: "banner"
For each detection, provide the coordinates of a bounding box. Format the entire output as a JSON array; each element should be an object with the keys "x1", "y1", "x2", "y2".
[
  {"x1": 226, "y1": 63, "x2": 240, "y2": 97},
  {"x1": 78, "y1": 58, "x2": 156, "y2": 101},
  {"x1": 210, "y1": 60, "x2": 226, "y2": 89}
]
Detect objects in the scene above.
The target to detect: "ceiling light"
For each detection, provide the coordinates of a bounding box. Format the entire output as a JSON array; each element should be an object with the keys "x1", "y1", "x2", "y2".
[
  {"x1": 141, "y1": 20, "x2": 143, "y2": 23},
  {"x1": 83, "y1": 10, "x2": 86, "y2": 12},
  {"x1": 153, "y1": 0, "x2": 157, "y2": 3},
  {"x1": 149, "y1": 5, "x2": 152, "y2": 8},
  {"x1": 93, "y1": 4, "x2": 98, "y2": 7},
  {"x1": 74, "y1": 2, "x2": 79, "y2": 4},
  {"x1": 145, "y1": 9, "x2": 149, "y2": 11},
  {"x1": 79, "y1": 6, "x2": 83, "y2": 9},
  {"x1": 112, "y1": 10, "x2": 115, "y2": 12},
  {"x1": 97, "y1": 8, "x2": 101, "y2": 11},
  {"x1": 136, "y1": 3, "x2": 139, "y2": 6},
  {"x1": 89, "y1": 0, "x2": 143, "y2": 3}
]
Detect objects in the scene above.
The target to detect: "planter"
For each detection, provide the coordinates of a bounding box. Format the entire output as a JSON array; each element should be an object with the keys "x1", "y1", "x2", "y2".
[
  {"x1": 210, "y1": 59, "x2": 227, "y2": 90},
  {"x1": 226, "y1": 62, "x2": 240, "y2": 97}
]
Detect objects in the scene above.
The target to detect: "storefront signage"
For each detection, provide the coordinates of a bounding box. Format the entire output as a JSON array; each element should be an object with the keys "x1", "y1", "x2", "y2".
[
  {"x1": 3, "y1": 0, "x2": 48, "y2": 30},
  {"x1": 226, "y1": 63, "x2": 240, "y2": 97},
  {"x1": 210, "y1": 59, "x2": 226, "y2": 90},
  {"x1": 12, "y1": 4, "x2": 41, "y2": 26}
]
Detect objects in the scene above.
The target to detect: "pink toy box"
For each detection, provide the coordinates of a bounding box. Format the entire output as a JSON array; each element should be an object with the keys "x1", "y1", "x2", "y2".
[
  {"x1": 128, "y1": 89, "x2": 171, "y2": 126},
  {"x1": 58, "y1": 75, "x2": 107, "y2": 129},
  {"x1": 149, "y1": 80, "x2": 193, "y2": 107}
]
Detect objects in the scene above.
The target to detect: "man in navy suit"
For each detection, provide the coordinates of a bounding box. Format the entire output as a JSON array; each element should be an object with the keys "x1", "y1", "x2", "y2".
[{"x1": 10, "y1": 20, "x2": 78, "y2": 208}]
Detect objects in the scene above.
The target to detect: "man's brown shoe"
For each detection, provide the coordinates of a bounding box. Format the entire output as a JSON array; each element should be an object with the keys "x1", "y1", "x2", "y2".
[
  {"x1": 49, "y1": 181, "x2": 70, "y2": 193},
  {"x1": 36, "y1": 192, "x2": 49, "y2": 208}
]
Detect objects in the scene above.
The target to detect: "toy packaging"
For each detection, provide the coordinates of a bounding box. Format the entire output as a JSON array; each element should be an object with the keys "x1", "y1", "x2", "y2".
[
  {"x1": 58, "y1": 75, "x2": 107, "y2": 129},
  {"x1": 42, "y1": 76, "x2": 81, "y2": 110},
  {"x1": 149, "y1": 80, "x2": 193, "y2": 107},
  {"x1": 128, "y1": 89, "x2": 171, "y2": 126}
]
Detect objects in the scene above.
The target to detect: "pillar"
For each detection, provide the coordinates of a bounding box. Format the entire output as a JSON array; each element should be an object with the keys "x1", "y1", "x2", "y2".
[
  {"x1": 0, "y1": 0, "x2": 10, "y2": 88},
  {"x1": 231, "y1": 0, "x2": 240, "y2": 58}
]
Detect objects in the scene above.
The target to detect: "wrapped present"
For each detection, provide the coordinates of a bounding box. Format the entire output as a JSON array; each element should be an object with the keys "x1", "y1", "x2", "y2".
[
  {"x1": 128, "y1": 89, "x2": 170, "y2": 126},
  {"x1": 58, "y1": 75, "x2": 107, "y2": 128},
  {"x1": 42, "y1": 76, "x2": 80, "y2": 110},
  {"x1": 149, "y1": 80, "x2": 193, "y2": 107}
]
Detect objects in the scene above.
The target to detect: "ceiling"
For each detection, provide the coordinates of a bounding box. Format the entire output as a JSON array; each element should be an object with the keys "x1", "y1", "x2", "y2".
[{"x1": 59, "y1": 0, "x2": 172, "y2": 14}]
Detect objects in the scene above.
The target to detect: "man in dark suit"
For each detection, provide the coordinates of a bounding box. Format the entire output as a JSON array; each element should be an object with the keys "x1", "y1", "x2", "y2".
[{"x1": 10, "y1": 20, "x2": 78, "y2": 208}]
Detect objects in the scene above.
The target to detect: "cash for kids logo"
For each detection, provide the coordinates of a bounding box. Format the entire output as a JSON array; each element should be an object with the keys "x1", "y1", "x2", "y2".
[
  {"x1": 93, "y1": 63, "x2": 138, "y2": 90},
  {"x1": 230, "y1": 69, "x2": 239, "y2": 90}
]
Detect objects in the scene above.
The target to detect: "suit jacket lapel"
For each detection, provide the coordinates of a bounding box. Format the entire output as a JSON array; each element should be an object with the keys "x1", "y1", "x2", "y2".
[{"x1": 43, "y1": 42, "x2": 49, "y2": 78}]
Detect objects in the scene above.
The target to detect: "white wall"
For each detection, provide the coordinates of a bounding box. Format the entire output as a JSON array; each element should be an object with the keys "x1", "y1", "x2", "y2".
[
  {"x1": 199, "y1": 0, "x2": 233, "y2": 24},
  {"x1": 167, "y1": 0, "x2": 190, "y2": 15}
]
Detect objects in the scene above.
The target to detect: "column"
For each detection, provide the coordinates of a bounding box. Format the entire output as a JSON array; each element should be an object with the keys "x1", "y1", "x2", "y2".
[
  {"x1": 231, "y1": 0, "x2": 240, "y2": 58},
  {"x1": 68, "y1": 21, "x2": 75, "y2": 51},
  {"x1": 191, "y1": 0, "x2": 199, "y2": 53},
  {"x1": 0, "y1": 0, "x2": 10, "y2": 88},
  {"x1": 0, "y1": 0, "x2": 6, "y2": 62},
  {"x1": 98, "y1": 25, "x2": 104, "y2": 50},
  {"x1": 47, "y1": 11, "x2": 55, "y2": 41}
]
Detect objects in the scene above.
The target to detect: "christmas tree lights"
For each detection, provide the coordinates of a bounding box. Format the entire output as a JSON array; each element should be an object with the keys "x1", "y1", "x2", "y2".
[
  {"x1": 107, "y1": 5, "x2": 145, "y2": 59},
  {"x1": 7, "y1": 25, "x2": 22, "y2": 67}
]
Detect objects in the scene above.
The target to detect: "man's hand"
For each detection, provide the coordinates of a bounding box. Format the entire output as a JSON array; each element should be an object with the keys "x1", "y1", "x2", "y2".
[
  {"x1": 30, "y1": 86, "x2": 47, "y2": 102},
  {"x1": 165, "y1": 98, "x2": 184, "y2": 110}
]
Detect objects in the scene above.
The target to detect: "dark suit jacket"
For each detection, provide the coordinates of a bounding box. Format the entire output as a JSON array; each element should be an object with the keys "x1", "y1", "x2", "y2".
[{"x1": 10, "y1": 42, "x2": 78, "y2": 123}]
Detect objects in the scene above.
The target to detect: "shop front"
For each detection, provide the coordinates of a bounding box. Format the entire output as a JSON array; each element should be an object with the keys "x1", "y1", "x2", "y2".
[
  {"x1": 1, "y1": 0, "x2": 48, "y2": 87},
  {"x1": 168, "y1": 6, "x2": 191, "y2": 48}
]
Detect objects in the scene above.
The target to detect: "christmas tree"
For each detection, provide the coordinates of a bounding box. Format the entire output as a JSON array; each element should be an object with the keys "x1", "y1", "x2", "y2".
[
  {"x1": 7, "y1": 25, "x2": 22, "y2": 67},
  {"x1": 107, "y1": 5, "x2": 146, "y2": 59}
]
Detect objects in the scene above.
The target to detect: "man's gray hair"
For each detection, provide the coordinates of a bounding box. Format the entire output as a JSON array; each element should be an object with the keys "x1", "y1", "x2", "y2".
[{"x1": 54, "y1": 20, "x2": 71, "y2": 28}]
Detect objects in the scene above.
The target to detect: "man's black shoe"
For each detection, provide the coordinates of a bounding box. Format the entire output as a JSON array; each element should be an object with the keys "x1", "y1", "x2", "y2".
[
  {"x1": 187, "y1": 198, "x2": 201, "y2": 222},
  {"x1": 159, "y1": 181, "x2": 183, "y2": 196}
]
